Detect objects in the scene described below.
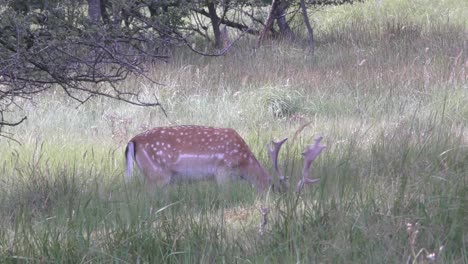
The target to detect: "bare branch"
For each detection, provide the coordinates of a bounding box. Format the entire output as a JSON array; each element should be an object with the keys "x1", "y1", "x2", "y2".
[
  {"x1": 190, "y1": 8, "x2": 260, "y2": 35},
  {"x1": 0, "y1": 116, "x2": 27, "y2": 127},
  {"x1": 291, "y1": 121, "x2": 312, "y2": 144},
  {"x1": 179, "y1": 28, "x2": 249, "y2": 57},
  {"x1": 0, "y1": 131, "x2": 22, "y2": 145}
]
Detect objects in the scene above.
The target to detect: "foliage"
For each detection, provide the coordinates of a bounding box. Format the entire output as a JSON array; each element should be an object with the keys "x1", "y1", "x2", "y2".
[
  {"x1": 0, "y1": 0, "x2": 180, "y2": 137},
  {"x1": 0, "y1": 0, "x2": 467, "y2": 261},
  {"x1": 0, "y1": 0, "x2": 363, "y2": 135}
]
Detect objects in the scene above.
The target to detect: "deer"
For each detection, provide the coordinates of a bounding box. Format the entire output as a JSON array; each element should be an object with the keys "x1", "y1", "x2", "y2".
[{"x1": 125, "y1": 125, "x2": 325, "y2": 192}]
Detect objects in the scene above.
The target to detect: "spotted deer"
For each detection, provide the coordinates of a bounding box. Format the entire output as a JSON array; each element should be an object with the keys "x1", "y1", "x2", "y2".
[{"x1": 125, "y1": 125, "x2": 325, "y2": 192}]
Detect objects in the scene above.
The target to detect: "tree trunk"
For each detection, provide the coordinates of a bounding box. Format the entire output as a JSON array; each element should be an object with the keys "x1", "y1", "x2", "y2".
[
  {"x1": 276, "y1": 1, "x2": 295, "y2": 40},
  {"x1": 207, "y1": 2, "x2": 223, "y2": 49},
  {"x1": 257, "y1": 0, "x2": 280, "y2": 47},
  {"x1": 257, "y1": 0, "x2": 295, "y2": 47},
  {"x1": 87, "y1": 0, "x2": 102, "y2": 23},
  {"x1": 300, "y1": 0, "x2": 314, "y2": 54},
  {"x1": 100, "y1": 0, "x2": 110, "y2": 24}
]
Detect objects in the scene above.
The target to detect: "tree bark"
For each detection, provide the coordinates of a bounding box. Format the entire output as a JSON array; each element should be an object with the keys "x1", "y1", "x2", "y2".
[
  {"x1": 257, "y1": 0, "x2": 280, "y2": 47},
  {"x1": 257, "y1": 0, "x2": 295, "y2": 47},
  {"x1": 300, "y1": 0, "x2": 314, "y2": 53},
  {"x1": 276, "y1": 1, "x2": 295, "y2": 40},
  {"x1": 100, "y1": 0, "x2": 110, "y2": 24},
  {"x1": 192, "y1": 8, "x2": 259, "y2": 35},
  {"x1": 87, "y1": 0, "x2": 102, "y2": 23},
  {"x1": 207, "y1": 2, "x2": 223, "y2": 49}
]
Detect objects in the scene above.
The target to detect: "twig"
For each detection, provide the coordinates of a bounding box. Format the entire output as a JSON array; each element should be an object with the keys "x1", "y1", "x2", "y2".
[{"x1": 258, "y1": 205, "x2": 269, "y2": 235}]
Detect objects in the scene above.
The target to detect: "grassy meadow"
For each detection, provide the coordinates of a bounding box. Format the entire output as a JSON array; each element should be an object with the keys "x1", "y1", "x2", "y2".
[{"x1": 0, "y1": 0, "x2": 467, "y2": 262}]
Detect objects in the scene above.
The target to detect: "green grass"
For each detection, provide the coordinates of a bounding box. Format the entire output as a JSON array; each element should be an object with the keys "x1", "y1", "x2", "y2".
[{"x1": 0, "y1": 0, "x2": 467, "y2": 262}]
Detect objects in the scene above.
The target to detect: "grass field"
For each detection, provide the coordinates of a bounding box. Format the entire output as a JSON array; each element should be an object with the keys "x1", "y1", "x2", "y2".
[{"x1": 0, "y1": 0, "x2": 467, "y2": 262}]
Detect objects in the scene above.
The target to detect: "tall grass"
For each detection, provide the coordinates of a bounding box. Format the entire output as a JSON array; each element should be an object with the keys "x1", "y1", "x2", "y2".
[{"x1": 0, "y1": 0, "x2": 467, "y2": 262}]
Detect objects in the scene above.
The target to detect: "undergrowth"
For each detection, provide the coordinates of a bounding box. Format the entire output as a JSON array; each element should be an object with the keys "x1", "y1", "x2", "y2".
[{"x1": 0, "y1": 0, "x2": 467, "y2": 262}]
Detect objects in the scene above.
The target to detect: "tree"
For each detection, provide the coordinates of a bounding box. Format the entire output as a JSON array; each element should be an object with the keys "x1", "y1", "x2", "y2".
[
  {"x1": 0, "y1": 0, "x2": 185, "y2": 138},
  {"x1": 257, "y1": 0, "x2": 361, "y2": 49},
  {"x1": 0, "y1": 0, "x2": 361, "y2": 139},
  {"x1": 300, "y1": 0, "x2": 315, "y2": 53}
]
